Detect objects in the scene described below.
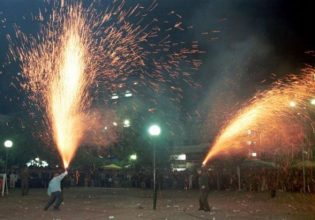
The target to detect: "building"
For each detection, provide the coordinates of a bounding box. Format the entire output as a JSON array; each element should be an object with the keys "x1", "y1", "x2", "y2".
[{"x1": 170, "y1": 142, "x2": 210, "y2": 171}]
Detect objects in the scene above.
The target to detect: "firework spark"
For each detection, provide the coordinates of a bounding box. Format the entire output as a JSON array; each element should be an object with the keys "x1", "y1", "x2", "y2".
[
  {"x1": 49, "y1": 18, "x2": 88, "y2": 168},
  {"x1": 9, "y1": 0, "x2": 201, "y2": 168},
  {"x1": 203, "y1": 67, "x2": 315, "y2": 165},
  {"x1": 10, "y1": 3, "x2": 95, "y2": 168}
]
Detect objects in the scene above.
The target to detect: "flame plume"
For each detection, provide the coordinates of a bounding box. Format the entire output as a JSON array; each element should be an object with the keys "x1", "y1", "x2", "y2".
[
  {"x1": 11, "y1": 4, "x2": 95, "y2": 168},
  {"x1": 203, "y1": 68, "x2": 315, "y2": 165},
  {"x1": 50, "y1": 22, "x2": 88, "y2": 168}
]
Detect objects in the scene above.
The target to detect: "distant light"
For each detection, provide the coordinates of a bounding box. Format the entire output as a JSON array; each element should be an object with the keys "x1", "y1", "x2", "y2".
[
  {"x1": 311, "y1": 99, "x2": 315, "y2": 105},
  {"x1": 172, "y1": 168, "x2": 186, "y2": 172},
  {"x1": 246, "y1": 140, "x2": 252, "y2": 145},
  {"x1": 148, "y1": 124, "x2": 161, "y2": 136},
  {"x1": 123, "y1": 119, "x2": 130, "y2": 127},
  {"x1": 251, "y1": 152, "x2": 257, "y2": 157},
  {"x1": 42, "y1": 161, "x2": 49, "y2": 167},
  {"x1": 4, "y1": 140, "x2": 13, "y2": 148},
  {"x1": 177, "y1": 154, "x2": 186, "y2": 161},
  {"x1": 104, "y1": 126, "x2": 108, "y2": 130},
  {"x1": 289, "y1": 101, "x2": 296, "y2": 107},
  {"x1": 130, "y1": 154, "x2": 137, "y2": 160},
  {"x1": 124, "y1": 90, "x2": 133, "y2": 97},
  {"x1": 113, "y1": 122, "x2": 118, "y2": 126},
  {"x1": 111, "y1": 93, "x2": 119, "y2": 100},
  {"x1": 133, "y1": 81, "x2": 138, "y2": 85},
  {"x1": 148, "y1": 108, "x2": 156, "y2": 113},
  {"x1": 26, "y1": 158, "x2": 49, "y2": 167}
]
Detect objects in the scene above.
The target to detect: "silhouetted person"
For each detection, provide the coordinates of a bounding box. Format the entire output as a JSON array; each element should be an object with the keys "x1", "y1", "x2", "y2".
[
  {"x1": 197, "y1": 168, "x2": 211, "y2": 212},
  {"x1": 20, "y1": 166, "x2": 29, "y2": 196},
  {"x1": 75, "y1": 170, "x2": 80, "y2": 186},
  {"x1": 268, "y1": 171, "x2": 277, "y2": 198},
  {"x1": 44, "y1": 170, "x2": 68, "y2": 211}
]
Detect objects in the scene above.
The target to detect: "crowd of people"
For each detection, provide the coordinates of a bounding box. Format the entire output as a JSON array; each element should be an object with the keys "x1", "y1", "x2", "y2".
[
  {"x1": 1, "y1": 168, "x2": 197, "y2": 191},
  {"x1": 1, "y1": 164, "x2": 315, "y2": 212},
  {"x1": 210, "y1": 167, "x2": 315, "y2": 193},
  {"x1": 1, "y1": 165, "x2": 315, "y2": 194}
]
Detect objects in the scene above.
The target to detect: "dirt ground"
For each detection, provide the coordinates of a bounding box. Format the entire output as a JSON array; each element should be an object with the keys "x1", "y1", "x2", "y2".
[{"x1": 0, "y1": 187, "x2": 315, "y2": 220}]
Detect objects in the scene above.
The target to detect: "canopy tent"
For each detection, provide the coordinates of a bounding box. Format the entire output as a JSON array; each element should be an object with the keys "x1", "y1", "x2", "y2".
[
  {"x1": 241, "y1": 159, "x2": 277, "y2": 168},
  {"x1": 102, "y1": 164, "x2": 122, "y2": 170}
]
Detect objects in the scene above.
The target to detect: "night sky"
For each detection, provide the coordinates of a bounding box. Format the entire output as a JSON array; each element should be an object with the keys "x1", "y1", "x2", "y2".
[{"x1": 1, "y1": 0, "x2": 315, "y2": 142}]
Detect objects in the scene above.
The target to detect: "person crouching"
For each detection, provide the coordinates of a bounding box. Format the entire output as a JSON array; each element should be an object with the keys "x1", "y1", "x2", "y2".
[{"x1": 44, "y1": 170, "x2": 68, "y2": 211}]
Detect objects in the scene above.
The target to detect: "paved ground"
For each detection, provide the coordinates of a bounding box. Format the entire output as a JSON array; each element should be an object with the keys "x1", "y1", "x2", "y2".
[{"x1": 0, "y1": 188, "x2": 315, "y2": 220}]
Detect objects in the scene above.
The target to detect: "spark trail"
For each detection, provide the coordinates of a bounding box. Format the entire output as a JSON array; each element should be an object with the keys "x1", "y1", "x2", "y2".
[
  {"x1": 203, "y1": 67, "x2": 315, "y2": 165},
  {"x1": 11, "y1": 4, "x2": 94, "y2": 168},
  {"x1": 50, "y1": 22, "x2": 87, "y2": 168}
]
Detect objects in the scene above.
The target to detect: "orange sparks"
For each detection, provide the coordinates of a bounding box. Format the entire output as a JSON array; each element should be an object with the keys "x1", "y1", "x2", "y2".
[
  {"x1": 49, "y1": 20, "x2": 88, "y2": 168},
  {"x1": 203, "y1": 68, "x2": 315, "y2": 165},
  {"x1": 12, "y1": 3, "x2": 95, "y2": 169},
  {"x1": 10, "y1": 1, "x2": 202, "y2": 168}
]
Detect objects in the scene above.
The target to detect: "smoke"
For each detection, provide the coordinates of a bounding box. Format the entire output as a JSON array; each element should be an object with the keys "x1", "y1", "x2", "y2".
[
  {"x1": 185, "y1": 0, "x2": 302, "y2": 142},
  {"x1": 1, "y1": 0, "x2": 314, "y2": 148},
  {"x1": 80, "y1": 108, "x2": 118, "y2": 147}
]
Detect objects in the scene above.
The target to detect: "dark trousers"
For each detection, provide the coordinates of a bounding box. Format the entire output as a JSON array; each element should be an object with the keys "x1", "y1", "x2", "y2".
[
  {"x1": 199, "y1": 189, "x2": 210, "y2": 211},
  {"x1": 44, "y1": 191, "x2": 63, "y2": 210},
  {"x1": 270, "y1": 189, "x2": 276, "y2": 198},
  {"x1": 21, "y1": 180, "x2": 29, "y2": 196}
]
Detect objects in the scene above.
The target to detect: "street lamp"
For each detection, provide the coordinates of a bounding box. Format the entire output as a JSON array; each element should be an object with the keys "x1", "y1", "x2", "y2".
[
  {"x1": 148, "y1": 124, "x2": 161, "y2": 210},
  {"x1": 4, "y1": 140, "x2": 13, "y2": 175},
  {"x1": 148, "y1": 125, "x2": 161, "y2": 136},
  {"x1": 302, "y1": 148, "x2": 308, "y2": 193},
  {"x1": 2, "y1": 140, "x2": 12, "y2": 196},
  {"x1": 130, "y1": 154, "x2": 137, "y2": 161},
  {"x1": 123, "y1": 119, "x2": 131, "y2": 128}
]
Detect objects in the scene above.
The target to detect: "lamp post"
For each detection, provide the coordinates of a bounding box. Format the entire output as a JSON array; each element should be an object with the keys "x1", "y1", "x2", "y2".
[
  {"x1": 2, "y1": 140, "x2": 13, "y2": 196},
  {"x1": 4, "y1": 140, "x2": 13, "y2": 175},
  {"x1": 148, "y1": 124, "x2": 161, "y2": 210},
  {"x1": 289, "y1": 101, "x2": 307, "y2": 192},
  {"x1": 302, "y1": 146, "x2": 307, "y2": 193}
]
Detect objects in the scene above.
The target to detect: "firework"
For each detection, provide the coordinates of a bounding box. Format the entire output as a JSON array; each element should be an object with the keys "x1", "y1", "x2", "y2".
[
  {"x1": 9, "y1": 0, "x2": 201, "y2": 168},
  {"x1": 10, "y1": 3, "x2": 95, "y2": 168},
  {"x1": 203, "y1": 67, "x2": 315, "y2": 165}
]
